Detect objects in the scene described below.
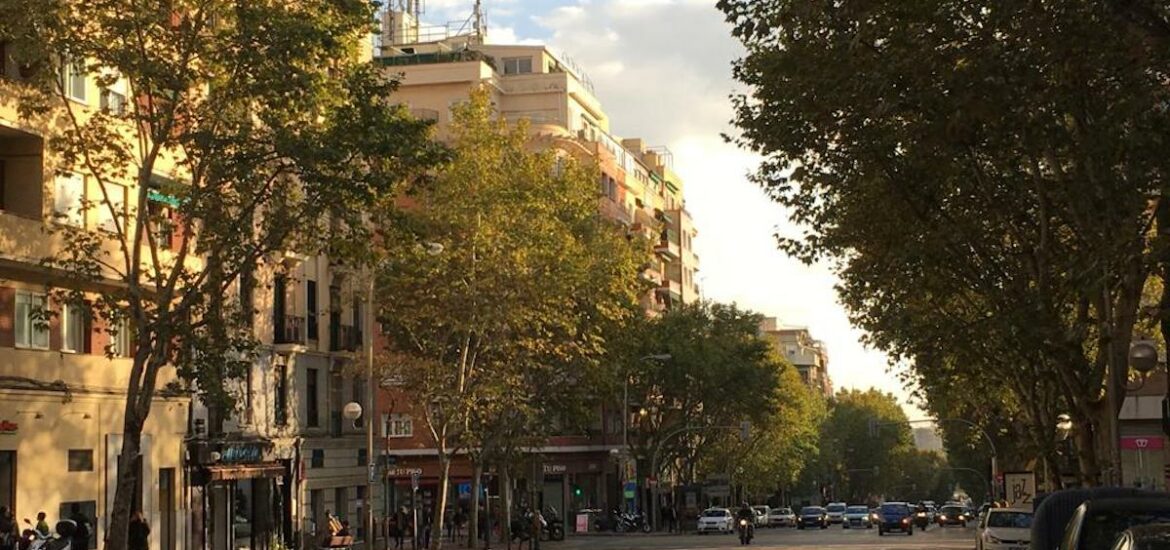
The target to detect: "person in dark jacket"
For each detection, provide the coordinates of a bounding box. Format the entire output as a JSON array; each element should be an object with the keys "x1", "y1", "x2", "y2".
[
  {"x1": 69, "y1": 504, "x2": 92, "y2": 550},
  {"x1": 128, "y1": 511, "x2": 150, "y2": 550}
]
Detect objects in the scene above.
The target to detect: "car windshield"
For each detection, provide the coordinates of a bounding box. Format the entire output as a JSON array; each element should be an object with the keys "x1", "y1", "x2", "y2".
[
  {"x1": 881, "y1": 504, "x2": 909, "y2": 515},
  {"x1": 847, "y1": 506, "x2": 868, "y2": 513},
  {"x1": 987, "y1": 511, "x2": 1032, "y2": 529},
  {"x1": 775, "y1": 508, "x2": 791, "y2": 514},
  {"x1": 702, "y1": 510, "x2": 728, "y2": 518},
  {"x1": 1079, "y1": 510, "x2": 1170, "y2": 550},
  {"x1": 827, "y1": 504, "x2": 846, "y2": 513},
  {"x1": 753, "y1": 506, "x2": 767, "y2": 512},
  {"x1": 801, "y1": 507, "x2": 824, "y2": 515},
  {"x1": 941, "y1": 506, "x2": 963, "y2": 515}
]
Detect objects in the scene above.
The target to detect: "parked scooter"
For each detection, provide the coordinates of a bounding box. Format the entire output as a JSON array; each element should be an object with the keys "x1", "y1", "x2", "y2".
[
  {"x1": 20, "y1": 520, "x2": 73, "y2": 550},
  {"x1": 611, "y1": 509, "x2": 651, "y2": 533},
  {"x1": 541, "y1": 507, "x2": 565, "y2": 541}
]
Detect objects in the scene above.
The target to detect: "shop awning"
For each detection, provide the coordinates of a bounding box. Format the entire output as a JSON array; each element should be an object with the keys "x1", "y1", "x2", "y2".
[{"x1": 207, "y1": 462, "x2": 286, "y2": 481}]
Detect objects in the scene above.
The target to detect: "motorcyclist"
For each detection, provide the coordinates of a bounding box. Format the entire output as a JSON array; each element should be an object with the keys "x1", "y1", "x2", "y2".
[{"x1": 736, "y1": 502, "x2": 755, "y2": 533}]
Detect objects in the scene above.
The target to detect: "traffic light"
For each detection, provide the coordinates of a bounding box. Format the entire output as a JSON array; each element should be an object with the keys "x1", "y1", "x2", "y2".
[{"x1": 572, "y1": 484, "x2": 583, "y2": 498}]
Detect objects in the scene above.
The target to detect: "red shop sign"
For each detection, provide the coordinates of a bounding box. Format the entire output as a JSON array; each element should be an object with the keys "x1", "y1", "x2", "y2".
[
  {"x1": 1121, "y1": 436, "x2": 1166, "y2": 450},
  {"x1": 0, "y1": 421, "x2": 16, "y2": 435}
]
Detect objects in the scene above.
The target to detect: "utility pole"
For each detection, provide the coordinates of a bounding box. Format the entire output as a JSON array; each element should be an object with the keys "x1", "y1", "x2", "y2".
[{"x1": 366, "y1": 276, "x2": 377, "y2": 548}]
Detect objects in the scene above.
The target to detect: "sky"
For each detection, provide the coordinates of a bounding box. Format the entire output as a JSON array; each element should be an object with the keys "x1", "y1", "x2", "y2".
[{"x1": 411, "y1": 0, "x2": 926, "y2": 420}]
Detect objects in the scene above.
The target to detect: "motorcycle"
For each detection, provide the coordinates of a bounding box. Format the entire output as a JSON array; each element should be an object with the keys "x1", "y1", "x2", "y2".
[
  {"x1": 611, "y1": 509, "x2": 651, "y2": 533},
  {"x1": 20, "y1": 520, "x2": 73, "y2": 550},
  {"x1": 542, "y1": 507, "x2": 565, "y2": 541},
  {"x1": 736, "y1": 517, "x2": 754, "y2": 545},
  {"x1": 912, "y1": 510, "x2": 930, "y2": 531},
  {"x1": 510, "y1": 508, "x2": 545, "y2": 543}
]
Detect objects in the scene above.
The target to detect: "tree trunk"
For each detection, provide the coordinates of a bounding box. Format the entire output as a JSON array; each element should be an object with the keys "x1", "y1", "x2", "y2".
[
  {"x1": 1075, "y1": 417, "x2": 1102, "y2": 486},
  {"x1": 501, "y1": 466, "x2": 512, "y2": 548},
  {"x1": 105, "y1": 407, "x2": 146, "y2": 550},
  {"x1": 432, "y1": 456, "x2": 452, "y2": 550},
  {"x1": 468, "y1": 460, "x2": 483, "y2": 548}
]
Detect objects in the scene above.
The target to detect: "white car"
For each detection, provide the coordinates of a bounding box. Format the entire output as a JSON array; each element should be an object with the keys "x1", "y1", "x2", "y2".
[
  {"x1": 826, "y1": 502, "x2": 847, "y2": 524},
  {"x1": 768, "y1": 507, "x2": 796, "y2": 527},
  {"x1": 976, "y1": 508, "x2": 1032, "y2": 550},
  {"x1": 751, "y1": 505, "x2": 770, "y2": 527},
  {"x1": 843, "y1": 505, "x2": 873, "y2": 529},
  {"x1": 697, "y1": 508, "x2": 734, "y2": 534}
]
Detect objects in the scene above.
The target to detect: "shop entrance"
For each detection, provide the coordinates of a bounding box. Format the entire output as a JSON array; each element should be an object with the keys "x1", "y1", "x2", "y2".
[{"x1": 0, "y1": 452, "x2": 14, "y2": 511}]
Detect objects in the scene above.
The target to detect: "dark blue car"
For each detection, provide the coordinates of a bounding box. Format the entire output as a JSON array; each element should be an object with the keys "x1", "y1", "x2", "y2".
[{"x1": 878, "y1": 502, "x2": 913, "y2": 536}]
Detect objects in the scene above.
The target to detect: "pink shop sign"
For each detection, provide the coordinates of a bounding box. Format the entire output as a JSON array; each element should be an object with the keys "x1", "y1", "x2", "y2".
[{"x1": 1121, "y1": 436, "x2": 1166, "y2": 450}]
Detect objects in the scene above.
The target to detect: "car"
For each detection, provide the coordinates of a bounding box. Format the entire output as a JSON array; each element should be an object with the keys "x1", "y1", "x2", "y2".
[
  {"x1": 751, "y1": 505, "x2": 770, "y2": 527},
  {"x1": 767, "y1": 507, "x2": 796, "y2": 528},
  {"x1": 1110, "y1": 523, "x2": 1170, "y2": 550},
  {"x1": 825, "y1": 502, "x2": 847, "y2": 524},
  {"x1": 937, "y1": 505, "x2": 968, "y2": 527},
  {"x1": 977, "y1": 508, "x2": 1032, "y2": 550},
  {"x1": 1059, "y1": 497, "x2": 1170, "y2": 550},
  {"x1": 696, "y1": 508, "x2": 734, "y2": 534},
  {"x1": 876, "y1": 502, "x2": 913, "y2": 536},
  {"x1": 843, "y1": 505, "x2": 873, "y2": 529},
  {"x1": 797, "y1": 506, "x2": 828, "y2": 529}
]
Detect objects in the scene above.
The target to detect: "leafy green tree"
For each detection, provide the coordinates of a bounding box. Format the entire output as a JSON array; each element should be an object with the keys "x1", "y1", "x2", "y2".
[
  {"x1": 372, "y1": 88, "x2": 645, "y2": 549},
  {"x1": 717, "y1": 0, "x2": 1170, "y2": 484},
  {"x1": 0, "y1": 1, "x2": 438, "y2": 547},
  {"x1": 819, "y1": 389, "x2": 913, "y2": 502}
]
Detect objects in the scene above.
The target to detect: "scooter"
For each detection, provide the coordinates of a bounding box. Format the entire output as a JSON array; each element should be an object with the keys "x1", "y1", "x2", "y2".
[
  {"x1": 736, "y1": 517, "x2": 754, "y2": 545},
  {"x1": 542, "y1": 507, "x2": 565, "y2": 541},
  {"x1": 912, "y1": 510, "x2": 930, "y2": 531},
  {"x1": 20, "y1": 519, "x2": 73, "y2": 550}
]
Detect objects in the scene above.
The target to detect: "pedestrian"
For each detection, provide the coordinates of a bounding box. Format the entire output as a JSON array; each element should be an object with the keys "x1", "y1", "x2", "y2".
[
  {"x1": 69, "y1": 503, "x2": 92, "y2": 550},
  {"x1": 391, "y1": 506, "x2": 408, "y2": 550},
  {"x1": 0, "y1": 507, "x2": 16, "y2": 550},
  {"x1": 663, "y1": 502, "x2": 676, "y2": 533},
  {"x1": 420, "y1": 508, "x2": 432, "y2": 548},
  {"x1": 128, "y1": 511, "x2": 150, "y2": 550},
  {"x1": 454, "y1": 507, "x2": 466, "y2": 542},
  {"x1": 32, "y1": 511, "x2": 49, "y2": 538}
]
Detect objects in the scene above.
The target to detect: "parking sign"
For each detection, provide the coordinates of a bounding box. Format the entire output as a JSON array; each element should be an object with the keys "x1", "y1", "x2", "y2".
[{"x1": 1004, "y1": 472, "x2": 1035, "y2": 507}]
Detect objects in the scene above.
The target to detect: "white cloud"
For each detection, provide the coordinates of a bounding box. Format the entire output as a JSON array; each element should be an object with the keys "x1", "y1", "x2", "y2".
[{"x1": 531, "y1": 0, "x2": 926, "y2": 419}]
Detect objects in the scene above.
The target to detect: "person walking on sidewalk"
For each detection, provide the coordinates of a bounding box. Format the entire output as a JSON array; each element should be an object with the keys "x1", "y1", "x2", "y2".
[{"x1": 128, "y1": 511, "x2": 151, "y2": 550}]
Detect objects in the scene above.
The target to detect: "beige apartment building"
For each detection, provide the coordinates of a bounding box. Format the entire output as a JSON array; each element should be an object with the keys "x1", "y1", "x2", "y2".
[
  {"x1": 0, "y1": 52, "x2": 190, "y2": 550},
  {"x1": 378, "y1": 5, "x2": 700, "y2": 313},
  {"x1": 759, "y1": 318, "x2": 834, "y2": 398}
]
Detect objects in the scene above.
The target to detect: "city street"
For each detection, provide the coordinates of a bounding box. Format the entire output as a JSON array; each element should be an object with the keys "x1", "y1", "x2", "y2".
[{"x1": 556, "y1": 526, "x2": 976, "y2": 550}]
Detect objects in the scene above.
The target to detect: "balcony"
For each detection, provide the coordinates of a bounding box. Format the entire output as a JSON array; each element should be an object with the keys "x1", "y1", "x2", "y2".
[
  {"x1": 598, "y1": 198, "x2": 632, "y2": 225},
  {"x1": 329, "y1": 324, "x2": 363, "y2": 353},
  {"x1": 274, "y1": 314, "x2": 306, "y2": 345},
  {"x1": 654, "y1": 240, "x2": 681, "y2": 261},
  {"x1": 375, "y1": 50, "x2": 497, "y2": 71}
]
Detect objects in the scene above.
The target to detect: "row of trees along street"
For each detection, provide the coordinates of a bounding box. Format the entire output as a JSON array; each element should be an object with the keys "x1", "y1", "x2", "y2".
[{"x1": 718, "y1": 0, "x2": 1170, "y2": 489}]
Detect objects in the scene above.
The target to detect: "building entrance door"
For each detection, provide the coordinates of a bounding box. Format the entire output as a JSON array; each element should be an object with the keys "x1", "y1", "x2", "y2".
[
  {"x1": 159, "y1": 468, "x2": 175, "y2": 550},
  {"x1": 0, "y1": 452, "x2": 14, "y2": 511}
]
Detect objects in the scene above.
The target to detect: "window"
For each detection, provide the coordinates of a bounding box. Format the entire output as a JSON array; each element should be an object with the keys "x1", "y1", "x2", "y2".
[
  {"x1": 274, "y1": 363, "x2": 289, "y2": 426},
  {"x1": 61, "y1": 302, "x2": 86, "y2": 352},
  {"x1": 98, "y1": 184, "x2": 127, "y2": 233},
  {"x1": 306, "y1": 280, "x2": 318, "y2": 340},
  {"x1": 502, "y1": 57, "x2": 533, "y2": 75},
  {"x1": 54, "y1": 173, "x2": 85, "y2": 227},
  {"x1": 310, "y1": 449, "x2": 324, "y2": 469},
  {"x1": 59, "y1": 59, "x2": 86, "y2": 102},
  {"x1": 99, "y1": 89, "x2": 126, "y2": 114},
  {"x1": 68, "y1": 449, "x2": 93, "y2": 472},
  {"x1": 147, "y1": 200, "x2": 174, "y2": 246},
  {"x1": 334, "y1": 487, "x2": 348, "y2": 521},
  {"x1": 382, "y1": 413, "x2": 413, "y2": 438},
  {"x1": 15, "y1": 291, "x2": 49, "y2": 349},
  {"x1": 306, "y1": 368, "x2": 319, "y2": 428},
  {"x1": 110, "y1": 317, "x2": 132, "y2": 358},
  {"x1": 357, "y1": 448, "x2": 367, "y2": 467}
]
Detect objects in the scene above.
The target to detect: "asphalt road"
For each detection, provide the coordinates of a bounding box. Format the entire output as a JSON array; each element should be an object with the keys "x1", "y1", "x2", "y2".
[{"x1": 554, "y1": 524, "x2": 976, "y2": 550}]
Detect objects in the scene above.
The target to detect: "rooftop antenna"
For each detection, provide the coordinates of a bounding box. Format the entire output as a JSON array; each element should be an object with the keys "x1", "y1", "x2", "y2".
[{"x1": 473, "y1": 0, "x2": 486, "y2": 42}]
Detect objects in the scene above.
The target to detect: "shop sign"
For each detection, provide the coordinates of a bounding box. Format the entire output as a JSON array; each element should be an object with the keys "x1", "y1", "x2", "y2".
[
  {"x1": 0, "y1": 421, "x2": 16, "y2": 435},
  {"x1": 1121, "y1": 436, "x2": 1166, "y2": 450},
  {"x1": 219, "y1": 444, "x2": 265, "y2": 464},
  {"x1": 387, "y1": 467, "x2": 423, "y2": 478},
  {"x1": 543, "y1": 464, "x2": 567, "y2": 475}
]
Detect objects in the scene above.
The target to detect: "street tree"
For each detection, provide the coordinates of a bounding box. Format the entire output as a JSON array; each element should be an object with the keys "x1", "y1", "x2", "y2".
[
  {"x1": 718, "y1": 0, "x2": 1170, "y2": 483},
  {"x1": 0, "y1": 1, "x2": 439, "y2": 547},
  {"x1": 372, "y1": 88, "x2": 645, "y2": 549},
  {"x1": 819, "y1": 389, "x2": 913, "y2": 502}
]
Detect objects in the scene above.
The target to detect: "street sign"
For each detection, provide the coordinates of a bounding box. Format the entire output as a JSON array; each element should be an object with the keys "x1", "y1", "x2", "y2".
[
  {"x1": 1004, "y1": 472, "x2": 1035, "y2": 507},
  {"x1": 368, "y1": 462, "x2": 376, "y2": 484},
  {"x1": 411, "y1": 471, "x2": 420, "y2": 492}
]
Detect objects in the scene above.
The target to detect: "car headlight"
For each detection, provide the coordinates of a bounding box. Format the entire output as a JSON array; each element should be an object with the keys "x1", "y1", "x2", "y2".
[
  {"x1": 901, "y1": 518, "x2": 909, "y2": 524},
  {"x1": 939, "y1": 515, "x2": 947, "y2": 520}
]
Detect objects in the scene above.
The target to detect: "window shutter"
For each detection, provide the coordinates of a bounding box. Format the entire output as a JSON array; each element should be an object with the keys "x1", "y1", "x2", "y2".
[
  {"x1": 0, "y1": 287, "x2": 14, "y2": 348},
  {"x1": 90, "y1": 314, "x2": 109, "y2": 355},
  {"x1": 48, "y1": 297, "x2": 62, "y2": 351}
]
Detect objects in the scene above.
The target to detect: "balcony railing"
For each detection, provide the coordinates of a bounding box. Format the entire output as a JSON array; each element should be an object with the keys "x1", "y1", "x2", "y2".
[
  {"x1": 330, "y1": 324, "x2": 363, "y2": 352},
  {"x1": 654, "y1": 240, "x2": 681, "y2": 261},
  {"x1": 274, "y1": 314, "x2": 306, "y2": 345},
  {"x1": 375, "y1": 50, "x2": 497, "y2": 71},
  {"x1": 598, "y1": 198, "x2": 632, "y2": 225}
]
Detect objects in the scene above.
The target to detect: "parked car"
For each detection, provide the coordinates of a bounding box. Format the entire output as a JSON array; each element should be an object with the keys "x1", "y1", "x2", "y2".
[
  {"x1": 843, "y1": 505, "x2": 873, "y2": 529},
  {"x1": 825, "y1": 502, "x2": 847, "y2": 524},
  {"x1": 797, "y1": 506, "x2": 828, "y2": 530},
  {"x1": 876, "y1": 502, "x2": 913, "y2": 536},
  {"x1": 767, "y1": 507, "x2": 796, "y2": 528},
  {"x1": 937, "y1": 505, "x2": 968, "y2": 527},
  {"x1": 697, "y1": 508, "x2": 734, "y2": 534},
  {"x1": 977, "y1": 508, "x2": 1032, "y2": 550},
  {"x1": 751, "y1": 505, "x2": 770, "y2": 527},
  {"x1": 1110, "y1": 523, "x2": 1170, "y2": 550},
  {"x1": 1059, "y1": 497, "x2": 1170, "y2": 550}
]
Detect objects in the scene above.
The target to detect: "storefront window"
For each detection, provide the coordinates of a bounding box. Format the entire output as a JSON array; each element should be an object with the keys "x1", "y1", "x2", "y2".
[{"x1": 234, "y1": 480, "x2": 253, "y2": 549}]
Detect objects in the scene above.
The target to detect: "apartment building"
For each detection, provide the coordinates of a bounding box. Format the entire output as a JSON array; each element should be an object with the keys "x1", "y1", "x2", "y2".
[
  {"x1": 0, "y1": 52, "x2": 189, "y2": 550},
  {"x1": 759, "y1": 318, "x2": 834, "y2": 398},
  {"x1": 371, "y1": 2, "x2": 701, "y2": 529}
]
